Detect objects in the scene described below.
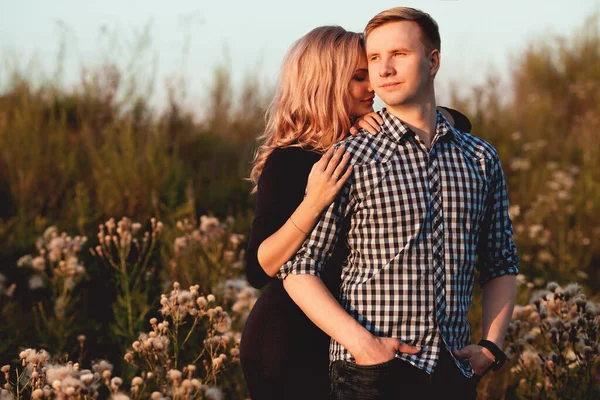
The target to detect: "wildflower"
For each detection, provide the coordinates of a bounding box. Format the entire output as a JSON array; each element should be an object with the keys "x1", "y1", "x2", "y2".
[
  {"x1": 31, "y1": 389, "x2": 43, "y2": 399},
  {"x1": 546, "y1": 282, "x2": 559, "y2": 293},
  {"x1": 31, "y1": 257, "x2": 46, "y2": 272},
  {"x1": 167, "y1": 369, "x2": 182, "y2": 382},
  {"x1": 111, "y1": 377, "x2": 123, "y2": 390},
  {"x1": 205, "y1": 387, "x2": 224, "y2": 400},
  {"x1": 528, "y1": 224, "x2": 543, "y2": 239},
  {"x1": 186, "y1": 365, "x2": 196, "y2": 376},
  {"x1": 508, "y1": 205, "x2": 520, "y2": 219},
  {"x1": 181, "y1": 379, "x2": 193, "y2": 391},
  {"x1": 131, "y1": 377, "x2": 143, "y2": 386},
  {"x1": 80, "y1": 373, "x2": 94, "y2": 385},
  {"x1": 93, "y1": 360, "x2": 113, "y2": 376},
  {"x1": 17, "y1": 255, "x2": 33, "y2": 267},
  {"x1": 520, "y1": 350, "x2": 541, "y2": 369},
  {"x1": 0, "y1": 366, "x2": 8, "y2": 374},
  {"x1": 207, "y1": 294, "x2": 215, "y2": 303},
  {"x1": 215, "y1": 314, "x2": 232, "y2": 333},
  {"x1": 212, "y1": 358, "x2": 223, "y2": 369},
  {"x1": 177, "y1": 291, "x2": 192, "y2": 304},
  {"x1": 199, "y1": 216, "x2": 219, "y2": 233},
  {"x1": 510, "y1": 158, "x2": 531, "y2": 171}
]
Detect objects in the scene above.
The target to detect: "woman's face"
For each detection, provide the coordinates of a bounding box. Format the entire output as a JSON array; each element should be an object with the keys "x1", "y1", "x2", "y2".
[{"x1": 348, "y1": 57, "x2": 375, "y2": 118}]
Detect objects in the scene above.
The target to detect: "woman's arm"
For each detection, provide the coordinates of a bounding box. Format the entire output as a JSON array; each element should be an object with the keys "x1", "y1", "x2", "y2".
[{"x1": 245, "y1": 147, "x2": 352, "y2": 288}]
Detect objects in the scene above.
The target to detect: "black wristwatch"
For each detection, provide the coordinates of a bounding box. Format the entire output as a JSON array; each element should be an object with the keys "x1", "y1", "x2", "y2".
[{"x1": 477, "y1": 339, "x2": 507, "y2": 371}]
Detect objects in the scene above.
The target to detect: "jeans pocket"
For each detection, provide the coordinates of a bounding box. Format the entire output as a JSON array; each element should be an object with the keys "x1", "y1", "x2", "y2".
[
  {"x1": 344, "y1": 357, "x2": 397, "y2": 371},
  {"x1": 330, "y1": 359, "x2": 395, "y2": 400}
]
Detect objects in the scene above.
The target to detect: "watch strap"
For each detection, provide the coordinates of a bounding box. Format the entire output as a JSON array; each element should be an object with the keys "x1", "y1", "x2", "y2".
[{"x1": 477, "y1": 339, "x2": 507, "y2": 371}]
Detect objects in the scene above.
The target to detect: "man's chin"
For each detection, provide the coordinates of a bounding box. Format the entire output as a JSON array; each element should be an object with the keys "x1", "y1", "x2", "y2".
[{"x1": 374, "y1": 94, "x2": 406, "y2": 108}]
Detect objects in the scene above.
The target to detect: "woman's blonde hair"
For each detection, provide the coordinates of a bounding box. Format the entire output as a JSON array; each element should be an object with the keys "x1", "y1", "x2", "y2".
[{"x1": 249, "y1": 26, "x2": 365, "y2": 192}]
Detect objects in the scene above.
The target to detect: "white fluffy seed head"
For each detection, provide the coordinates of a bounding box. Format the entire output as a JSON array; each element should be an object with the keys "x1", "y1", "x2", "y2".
[
  {"x1": 111, "y1": 377, "x2": 123, "y2": 387},
  {"x1": 131, "y1": 377, "x2": 143, "y2": 386}
]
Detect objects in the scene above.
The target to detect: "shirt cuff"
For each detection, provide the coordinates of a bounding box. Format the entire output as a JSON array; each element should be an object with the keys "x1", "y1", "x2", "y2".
[
  {"x1": 478, "y1": 259, "x2": 519, "y2": 287},
  {"x1": 277, "y1": 258, "x2": 323, "y2": 281}
]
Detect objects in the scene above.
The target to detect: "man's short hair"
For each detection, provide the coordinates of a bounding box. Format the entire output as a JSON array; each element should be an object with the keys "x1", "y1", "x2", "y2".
[{"x1": 365, "y1": 7, "x2": 441, "y2": 54}]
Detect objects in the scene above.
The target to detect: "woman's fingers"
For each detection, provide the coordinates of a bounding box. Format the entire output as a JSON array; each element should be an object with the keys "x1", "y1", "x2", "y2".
[
  {"x1": 332, "y1": 152, "x2": 350, "y2": 181},
  {"x1": 370, "y1": 112, "x2": 384, "y2": 125},
  {"x1": 318, "y1": 146, "x2": 335, "y2": 169},
  {"x1": 335, "y1": 165, "x2": 353, "y2": 188},
  {"x1": 359, "y1": 118, "x2": 378, "y2": 135},
  {"x1": 358, "y1": 112, "x2": 384, "y2": 135},
  {"x1": 324, "y1": 146, "x2": 345, "y2": 175}
]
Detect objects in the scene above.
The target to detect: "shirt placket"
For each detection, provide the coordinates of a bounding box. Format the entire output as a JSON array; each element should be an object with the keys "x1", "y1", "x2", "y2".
[
  {"x1": 410, "y1": 132, "x2": 447, "y2": 327},
  {"x1": 426, "y1": 145, "x2": 447, "y2": 328}
]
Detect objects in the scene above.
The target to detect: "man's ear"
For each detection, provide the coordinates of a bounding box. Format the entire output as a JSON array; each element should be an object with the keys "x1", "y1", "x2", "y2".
[{"x1": 429, "y1": 49, "x2": 441, "y2": 79}]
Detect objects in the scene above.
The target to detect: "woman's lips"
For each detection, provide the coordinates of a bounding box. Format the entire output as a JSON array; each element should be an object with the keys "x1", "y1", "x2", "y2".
[{"x1": 361, "y1": 97, "x2": 375, "y2": 105}]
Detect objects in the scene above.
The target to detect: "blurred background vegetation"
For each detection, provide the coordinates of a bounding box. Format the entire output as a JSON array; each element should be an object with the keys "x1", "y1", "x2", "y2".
[{"x1": 0, "y1": 13, "x2": 598, "y2": 400}]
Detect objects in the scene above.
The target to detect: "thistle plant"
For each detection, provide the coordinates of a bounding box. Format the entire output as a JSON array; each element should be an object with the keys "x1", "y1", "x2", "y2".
[
  {"x1": 1, "y1": 350, "x2": 110, "y2": 400},
  {"x1": 16, "y1": 227, "x2": 88, "y2": 355},
  {"x1": 0, "y1": 281, "x2": 242, "y2": 400},
  {"x1": 123, "y1": 282, "x2": 241, "y2": 393},
  {"x1": 91, "y1": 217, "x2": 162, "y2": 345},
  {"x1": 504, "y1": 279, "x2": 600, "y2": 399},
  {"x1": 167, "y1": 216, "x2": 245, "y2": 294}
]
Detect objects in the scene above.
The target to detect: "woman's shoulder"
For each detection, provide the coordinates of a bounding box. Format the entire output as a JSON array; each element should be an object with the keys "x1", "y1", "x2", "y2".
[
  {"x1": 264, "y1": 146, "x2": 321, "y2": 171},
  {"x1": 269, "y1": 146, "x2": 320, "y2": 161}
]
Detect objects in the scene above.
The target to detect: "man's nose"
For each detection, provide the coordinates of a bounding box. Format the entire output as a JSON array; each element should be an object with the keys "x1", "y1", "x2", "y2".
[{"x1": 379, "y1": 58, "x2": 395, "y2": 78}]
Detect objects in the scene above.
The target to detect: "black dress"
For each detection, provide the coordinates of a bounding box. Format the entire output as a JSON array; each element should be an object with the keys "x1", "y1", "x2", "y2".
[{"x1": 240, "y1": 109, "x2": 472, "y2": 400}]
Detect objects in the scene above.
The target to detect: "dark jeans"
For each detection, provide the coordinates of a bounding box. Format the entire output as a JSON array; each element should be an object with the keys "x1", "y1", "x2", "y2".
[{"x1": 329, "y1": 345, "x2": 479, "y2": 400}]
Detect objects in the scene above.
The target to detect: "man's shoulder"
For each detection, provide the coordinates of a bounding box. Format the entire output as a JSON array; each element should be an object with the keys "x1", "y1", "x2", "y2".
[
  {"x1": 455, "y1": 130, "x2": 500, "y2": 162},
  {"x1": 335, "y1": 130, "x2": 395, "y2": 165}
]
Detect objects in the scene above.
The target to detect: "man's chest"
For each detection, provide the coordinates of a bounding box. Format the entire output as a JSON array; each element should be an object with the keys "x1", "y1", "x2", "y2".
[{"x1": 347, "y1": 143, "x2": 490, "y2": 239}]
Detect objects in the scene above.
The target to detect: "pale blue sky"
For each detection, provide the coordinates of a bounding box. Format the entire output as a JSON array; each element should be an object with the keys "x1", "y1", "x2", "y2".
[{"x1": 1, "y1": 0, "x2": 599, "y2": 111}]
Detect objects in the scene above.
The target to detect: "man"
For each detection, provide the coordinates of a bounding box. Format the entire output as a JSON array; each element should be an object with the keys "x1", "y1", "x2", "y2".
[{"x1": 278, "y1": 7, "x2": 518, "y2": 399}]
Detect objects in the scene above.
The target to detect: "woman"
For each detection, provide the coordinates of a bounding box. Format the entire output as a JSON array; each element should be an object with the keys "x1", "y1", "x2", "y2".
[{"x1": 240, "y1": 26, "x2": 472, "y2": 400}]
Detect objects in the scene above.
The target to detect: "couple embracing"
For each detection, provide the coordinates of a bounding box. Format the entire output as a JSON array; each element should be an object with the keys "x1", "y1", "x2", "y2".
[{"x1": 240, "y1": 6, "x2": 518, "y2": 400}]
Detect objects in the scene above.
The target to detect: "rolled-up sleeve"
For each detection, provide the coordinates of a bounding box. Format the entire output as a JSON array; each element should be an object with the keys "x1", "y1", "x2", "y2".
[
  {"x1": 277, "y1": 181, "x2": 350, "y2": 280},
  {"x1": 476, "y1": 155, "x2": 519, "y2": 286}
]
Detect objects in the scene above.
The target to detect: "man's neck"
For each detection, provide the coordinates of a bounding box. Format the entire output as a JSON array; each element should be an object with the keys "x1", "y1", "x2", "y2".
[{"x1": 386, "y1": 97, "x2": 438, "y2": 149}]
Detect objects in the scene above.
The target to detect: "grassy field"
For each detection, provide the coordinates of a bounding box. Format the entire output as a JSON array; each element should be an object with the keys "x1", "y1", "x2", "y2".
[{"x1": 0, "y1": 15, "x2": 598, "y2": 400}]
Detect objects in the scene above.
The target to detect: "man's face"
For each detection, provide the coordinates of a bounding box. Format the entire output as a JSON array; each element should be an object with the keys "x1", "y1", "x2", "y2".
[{"x1": 366, "y1": 21, "x2": 437, "y2": 107}]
